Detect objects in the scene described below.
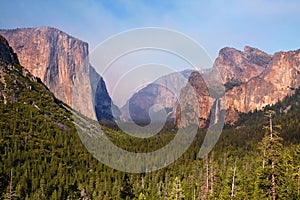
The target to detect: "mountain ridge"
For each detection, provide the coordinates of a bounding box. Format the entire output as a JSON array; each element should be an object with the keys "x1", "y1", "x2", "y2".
[{"x1": 121, "y1": 46, "x2": 300, "y2": 127}]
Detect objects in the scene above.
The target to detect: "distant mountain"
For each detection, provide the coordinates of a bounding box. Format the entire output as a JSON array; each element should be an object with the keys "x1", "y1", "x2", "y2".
[
  {"x1": 119, "y1": 69, "x2": 195, "y2": 124},
  {"x1": 121, "y1": 46, "x2": 300, "y2": 127},
  {"x1": 0, "y1": 27, "x2": 119, "y2": 123}
]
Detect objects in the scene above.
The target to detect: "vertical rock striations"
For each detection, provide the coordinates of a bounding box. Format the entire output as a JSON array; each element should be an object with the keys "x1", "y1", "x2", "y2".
[
  {"x1": 0, "y1": 27, "x2": 95, "y2": 119},
  {"x1": 0, "y1": 27, "x2": 118, "y2": 121}
]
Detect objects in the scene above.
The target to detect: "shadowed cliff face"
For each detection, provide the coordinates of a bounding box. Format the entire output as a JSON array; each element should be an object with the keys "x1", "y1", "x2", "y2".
[
  {"x1": 0, "y1": 35, "x2": 47, "y2": 105},
  {"x1": 0, "y1": 27, "x2": 118, "y2": 122},
  {"x1": 89, "y1": 66, "x2": 120, "y2": 123},
  {"x1": 0, "y1": 35, "x2": 19, "y2": 65}
]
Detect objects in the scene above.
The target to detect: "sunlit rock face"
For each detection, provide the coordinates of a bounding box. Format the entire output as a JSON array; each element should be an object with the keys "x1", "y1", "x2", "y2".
[
  {"x1": 216, "y1": 47, "x2": 300, "y2": 123},
  {"x1": 175, "y1": 71, "x2": 214, "y2": 128},
  {"x1": 214, "y1": 46, "x2": 271, "y2": 85},
  {"x1": 0, "y1": 27, "x2": 95, "y2": 119},
  {"x1": 125, "y1": 45, "x2": 300, "y2": 127},
  {"x1": 0, "y1": 27, "x2": 119, "y2": 121},
  {"x1": 222, "y1": 47, "x2": 300, "y2": 124}
]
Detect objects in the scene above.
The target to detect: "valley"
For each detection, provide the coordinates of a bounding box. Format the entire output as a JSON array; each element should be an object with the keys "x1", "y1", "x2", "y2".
[{"x1": 0, "y1": 27, "x2": 300, "y2": 199}]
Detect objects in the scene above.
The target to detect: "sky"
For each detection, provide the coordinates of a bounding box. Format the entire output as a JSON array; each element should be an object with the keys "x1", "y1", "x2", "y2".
[{"x1": 1, "y1": 0, "x2": 300, "y2": 106}]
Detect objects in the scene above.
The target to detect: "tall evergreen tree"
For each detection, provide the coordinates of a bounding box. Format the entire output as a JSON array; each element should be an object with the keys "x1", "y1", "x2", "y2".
[
  {"x1": 120, "y1": 174, "x2": 135, "y2": 200},
  {"x1": 255, "y1": 110, "x2": 283, "y2": 200}
]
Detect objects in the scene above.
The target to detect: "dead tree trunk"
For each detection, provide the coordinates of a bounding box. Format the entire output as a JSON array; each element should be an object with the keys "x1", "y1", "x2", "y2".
[
  {"x1": 269, "y1": 112, "x2": 276, "y2": 200},
  {"x1": 231, "y1": 167, "x2": 236, "y2": 200},
  {"x1": 209, "y1": 156, "x2": 214, "y2": 195}
]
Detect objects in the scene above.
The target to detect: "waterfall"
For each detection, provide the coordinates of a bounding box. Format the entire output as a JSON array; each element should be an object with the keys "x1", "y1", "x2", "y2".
[{"x1": 212, "y1": 98, "x2": 220, "y2": 125}]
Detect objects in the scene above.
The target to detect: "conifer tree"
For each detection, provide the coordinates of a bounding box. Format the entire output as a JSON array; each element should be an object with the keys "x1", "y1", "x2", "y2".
[
  {"x1": 120, "y1": 174, "x2": 135, "y2": 199},
  {"x1": 255, "y1": 110, "x2": 283, "y2": 200}
]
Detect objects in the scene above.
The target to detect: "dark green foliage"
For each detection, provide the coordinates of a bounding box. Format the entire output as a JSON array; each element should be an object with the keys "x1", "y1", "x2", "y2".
[
  {"x1": 120, "y1": 174, "x2": 135, "y2": 199},
  {"x1": 1, "y1": 57, "x2": 300, "y2": 199}
]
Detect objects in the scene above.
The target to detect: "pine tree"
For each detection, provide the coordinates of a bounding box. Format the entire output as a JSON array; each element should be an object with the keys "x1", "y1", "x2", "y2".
[
  {"x1": 120, "y1": 174, "x2": 135, "y2": 199},
  {"x1": 255, "y1": 110, "x2": 283, "y2": 200}
]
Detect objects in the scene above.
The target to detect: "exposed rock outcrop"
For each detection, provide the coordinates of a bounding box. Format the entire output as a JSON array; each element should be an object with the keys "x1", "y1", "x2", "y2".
[
  {"x1": 213, "y1": 46, "x2": 271, "y2": 88},
  {"x1": 175, "y1": 71, "x2": 213, "y2": 127},
  {"x1": 0, "y1": 27, "x2": 118, "y2": 122},
  {"x1": 89, "y1": 66, "x2": 120, "y2": 123},
  {"x1": 177, "y1": 47, "x2": 300, "y2": 126},
  {"x1": 224, "y1": 49, "x2": 300, "y2": 119},
  {"x1": 0, "y1": 35, "x2": 44, "y2": 104},
  {"x1": 122, "y1": 45, "x2": 300, "y2": 127}
]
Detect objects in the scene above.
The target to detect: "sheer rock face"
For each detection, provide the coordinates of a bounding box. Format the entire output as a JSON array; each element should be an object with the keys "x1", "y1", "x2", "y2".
[
  {"x1": 225, "y1": 49, "x2": 300, "y2": 116},
  {"x1": 124, "y1": 45, "x2": 300, "y2": 127},
  {"x1": 89, "y1": 66, "x2": 120, "y2": 123},
  {"x1": 175, "y1": 71, "x2": 213, "y2": 128},
  {"x1": 0, "y1": 27, "x2": 97, "y2": 119}
]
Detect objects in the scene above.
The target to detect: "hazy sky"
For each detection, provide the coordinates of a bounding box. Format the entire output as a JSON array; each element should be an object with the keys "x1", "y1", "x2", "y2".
[
  {"x1": 1, "y1": 0, "x2": 300, "y2": 106},
  {"x1": 2, "y1": 0, "x2": 300, "y2": 58}
]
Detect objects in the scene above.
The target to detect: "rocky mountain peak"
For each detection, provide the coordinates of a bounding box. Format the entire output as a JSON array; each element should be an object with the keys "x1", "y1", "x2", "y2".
[
  {"x1": 123, "y1": 45, "x2": 300, "y2": 127},
  {"x1": 224, "y1": 47, "x2": 300, "y2": 124},
  {"x1": 214, "y1": 46, "x2": 272, "y2": 86},
  {"x1": 243, "y1": 46, "x2": 272, "y2": 67}
]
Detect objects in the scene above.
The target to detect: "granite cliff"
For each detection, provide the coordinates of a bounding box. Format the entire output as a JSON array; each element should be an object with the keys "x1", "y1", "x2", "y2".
[
  {"x1": 0, "y1": 27, "x2": 117, "y2": 122},
  {"x1": 224, "y1": 48, "x2": 300, "y2": 123},
  {"x1": 178, "y1": 46, "x2": 300, "y2": 126},
  {"x1": 0, "y1": 35, "x2": 48, "y2": 105},
  {"x1": 123, "y1": 46, "x2": 300, "y2": 127},
  {"x1": 214, "y1": 46, "x2": 271, "y2": 86}
]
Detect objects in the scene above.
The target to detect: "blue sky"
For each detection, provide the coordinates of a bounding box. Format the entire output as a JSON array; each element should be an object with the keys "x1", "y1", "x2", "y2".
[
  {"x1": 1, "y1": 0, "x2": 300, "y2": 106},
  {"x1": 2, "y1": 0, "x2": 300, "y2": 58}
]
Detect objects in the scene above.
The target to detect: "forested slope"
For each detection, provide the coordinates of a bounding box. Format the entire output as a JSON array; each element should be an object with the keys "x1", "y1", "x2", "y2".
[{"x1": 1, "y1": 34, "x2": 300, "y2": 199}]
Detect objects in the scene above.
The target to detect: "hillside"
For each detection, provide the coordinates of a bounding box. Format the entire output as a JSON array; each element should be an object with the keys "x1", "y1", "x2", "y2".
[{"x1": 1, "y1": 34, "x2": 300, "y2": 199}]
